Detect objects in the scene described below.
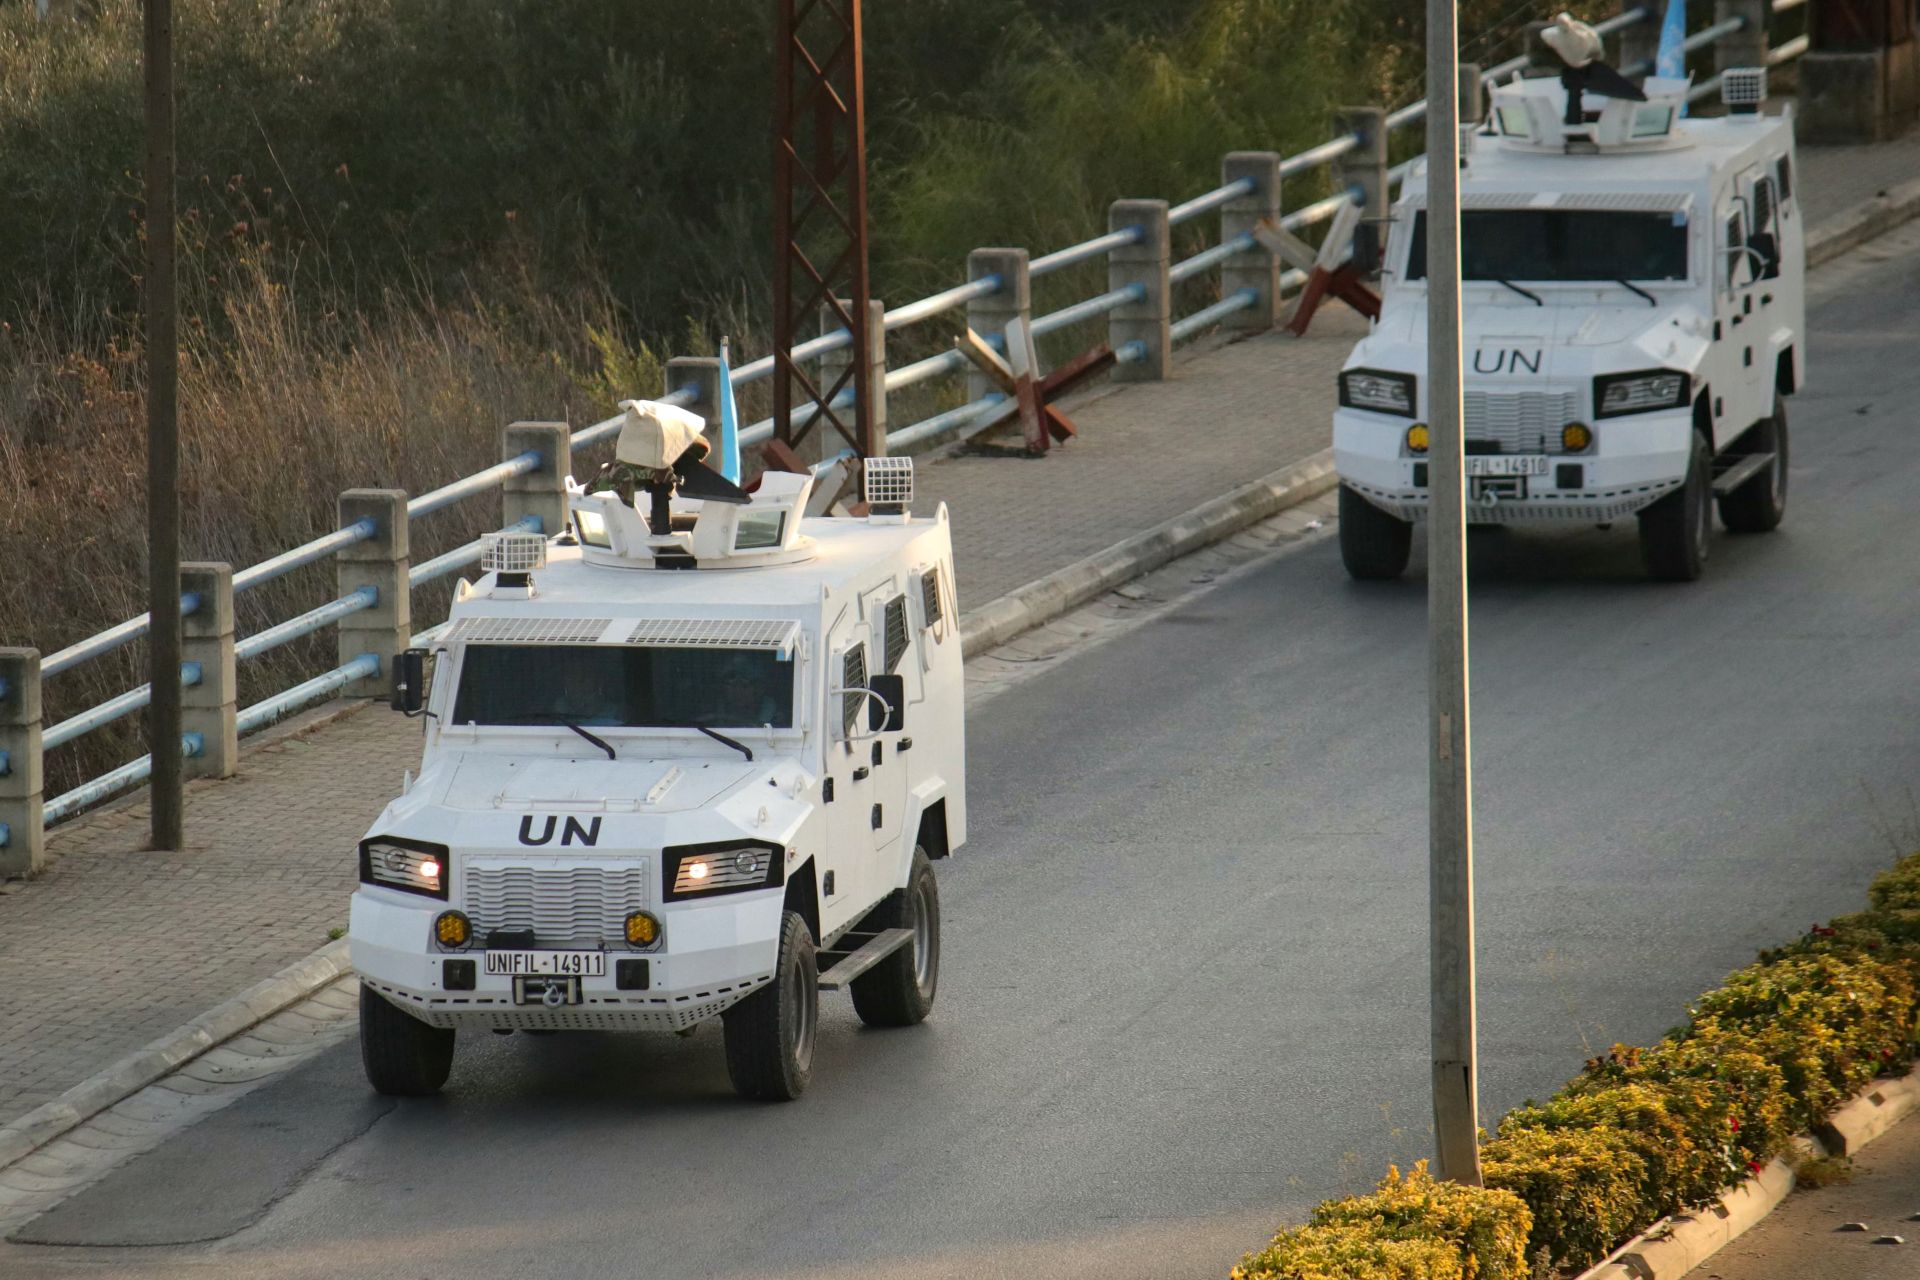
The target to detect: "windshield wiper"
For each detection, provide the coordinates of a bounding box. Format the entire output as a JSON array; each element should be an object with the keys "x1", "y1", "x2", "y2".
[
  {"x1": 1489, "y1": 278, "x2": 1544, "y2": 306},
  {"x1": 650, "y1": 721, "x2": 755, "y2": 762},
  {"x1": 1613, "y1": 278, "x2": 1658, "y2": 308},
  {"x1": 565, "y1": 723, "x2": 617, "y2": 761}
]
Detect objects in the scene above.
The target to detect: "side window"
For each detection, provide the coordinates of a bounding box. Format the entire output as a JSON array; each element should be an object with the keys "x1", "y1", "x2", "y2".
[
  {"x1": 883, "y1": 595, "x2": 910, "y2": 673},
  {"x1": 1724, "y1": 210, "x2": 1746, "y2": 292},
  {"x1": 1775, "y1": 155, "x2": 1793, "y2": 207},
  {"x1": 919, "y1": 565, "x2": 945, "y2": 630},
  {"x1": 1753, "y1": 179, "x2": 1775, "y2": 240},
  {"x1": 841, "y1": 644, "x2": 868, "y2": 734}
]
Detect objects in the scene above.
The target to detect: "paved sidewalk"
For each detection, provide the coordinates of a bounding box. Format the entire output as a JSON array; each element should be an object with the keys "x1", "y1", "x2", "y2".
[
  {"x1": 0, "y1": 130, "x2": 1913, "y2": 1134},
  {"x1": 1686, "y1": 1109, "x2": 1920, "y2": 1279}
]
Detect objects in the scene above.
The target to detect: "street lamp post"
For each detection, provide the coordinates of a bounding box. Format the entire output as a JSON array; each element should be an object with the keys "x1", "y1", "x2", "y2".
[
  {"x1": 145, "y1": 0, "x2": 184, "y2": 852},
  {"x1": 1426, "y1": 0, "x2": 1483, "y2": 1185}
]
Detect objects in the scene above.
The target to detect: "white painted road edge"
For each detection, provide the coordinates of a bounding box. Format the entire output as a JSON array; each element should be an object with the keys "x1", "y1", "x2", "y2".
[
  {"x1": 4, "y1": 174, "x2": 1916, "y2": 1185},
  {"x1": 1574, "y1": 1066, "x2": 1920, "y2": 1280}
]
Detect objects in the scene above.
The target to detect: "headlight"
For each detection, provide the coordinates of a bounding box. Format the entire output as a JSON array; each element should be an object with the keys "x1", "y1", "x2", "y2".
[
  {"x1": 359, "y1": 838, "x2": 449, "y2": 899},
  {"x1": 1339, "y1": 368, "x2": 1417, "y2": 418},
  {"x1": 663, "y1": 842, "x2": 784, "y2": 902},
  {"x1": 1594, "y1": 370, "x2": 1690, "y2": 419}
]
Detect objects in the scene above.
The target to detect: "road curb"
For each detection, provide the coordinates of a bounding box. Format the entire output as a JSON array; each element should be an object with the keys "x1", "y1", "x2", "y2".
[
  {"x1": 1805, "y1": 170, "x2": 1920, "y2": 270},
  {"x1": 1574, "y1": 1063, "x2": 1920, "y2": 1280},
  {"x1": 959, "y1": 450, "x2": 1338, "y2": 658},
  {"x1": 0, "y1": 940, "x2": 351, "y2": 1172}
]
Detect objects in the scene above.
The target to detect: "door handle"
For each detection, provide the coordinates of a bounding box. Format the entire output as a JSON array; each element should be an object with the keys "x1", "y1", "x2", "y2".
[{"x1": 852, "y1": 766, "x2": 870, "y2": 781}]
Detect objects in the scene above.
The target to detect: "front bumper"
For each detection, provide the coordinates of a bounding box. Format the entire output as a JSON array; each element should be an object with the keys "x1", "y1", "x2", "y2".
[
  {"x1": 349, "y1": 886, "x2": 783, "y2": 1031},
  {"x1": 1333, "y1": 407, "x2": 1692, "y2": 524}
]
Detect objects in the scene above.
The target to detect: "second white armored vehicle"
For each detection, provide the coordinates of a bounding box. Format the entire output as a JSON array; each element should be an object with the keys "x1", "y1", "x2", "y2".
[
  {"x1": 350, "y1": 403, "x2": 966, "y2": 1100},
  {"x1": 1334, "y1": 69, "x2": 1804, "y2": 581}
]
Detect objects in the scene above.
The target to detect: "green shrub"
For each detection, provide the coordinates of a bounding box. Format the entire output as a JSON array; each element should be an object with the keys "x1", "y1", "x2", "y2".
[
  {"x1": 1309, "y1": 1163, "x2": 1531, "y2": 1280},
  {"x1": 1481, "y1": 1126, "x2": 1646, "y2": 1272},
  {"x1": 1233, "y1": 1223, "x2": 1466, "y2": 1280},
  {"x1": 1869, "y1": 853, "x2": 1920, "y2": 912},
  {"x1": 1497, "y1": 1082, "x2": 1731, "y2": 1218}
]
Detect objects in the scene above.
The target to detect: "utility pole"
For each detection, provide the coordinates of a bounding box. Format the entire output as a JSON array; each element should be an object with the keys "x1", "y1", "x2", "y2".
[
  {"x1": 1426, "y1": 0, "x2": 1482, "y2": 1185},
  {"x1": 145, "y1": 0, "x2": 184, "y2": 852}
]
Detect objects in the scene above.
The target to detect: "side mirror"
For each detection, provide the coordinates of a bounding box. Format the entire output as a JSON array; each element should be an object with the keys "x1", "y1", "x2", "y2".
[
  {"x1": 867, "y1": 673, "x2": 905, "y2": 733},
  {"x1": 391, "y1": 648, "x2": 430, "y2": 715}
]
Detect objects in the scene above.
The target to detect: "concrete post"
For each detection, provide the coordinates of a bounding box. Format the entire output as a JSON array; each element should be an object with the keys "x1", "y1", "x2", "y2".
[
  {"x1": 1220, "y1": 152, "x2": 1282, "y2": 331},
  {"x1": 1716, "y1": 0, "x2": 1770, "y2": 79},
  {"x1": 502, "y1": 421, "x2": 570, "y2": 539},
  {"x1": 965, "y1": 249, "x2": 1031, "y2": 404},
  {"x1": 1617, "y1": 0, "x2": 1660, "y2": 76},
  {"x1": 336, "y1": 490, "x2": 409, "y2": 698},
  {"x1": 1335, "y1": 107, "x2": 1389, "y2": 275},
  {"x1": 0, "y1": 649, "x2": 44, "y2": 878},
  {"x1": 665, "y1": 357, "x2": 722, "y2": 433},
  {"x1": 1108, "y1": 199, "x2": 1172, "y2": 382},
  {"x1": 179, "y1": 563, "x2": 236, "y2": 781}
]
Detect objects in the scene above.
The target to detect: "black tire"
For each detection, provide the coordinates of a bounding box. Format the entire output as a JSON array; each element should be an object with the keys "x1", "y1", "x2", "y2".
[
  {"x1": 359, "y1": 986, "x2": 455, "y2": 1097},
  {"x1": 850, "y1": 848, "x2": 940, "y2": 1028},
  {"x1": 1338, "y1": 485, "x2": 1413, "y2": 581},
  {"x1": 1638, "y1": 431, "x2": 1713, "y2": 582},
  {"x1": 723, "y1": 911, "x2": 817, "y2": 1101},
  {"x1": 1718, "y1": 398, "x2": 1789, "y2": 534}
]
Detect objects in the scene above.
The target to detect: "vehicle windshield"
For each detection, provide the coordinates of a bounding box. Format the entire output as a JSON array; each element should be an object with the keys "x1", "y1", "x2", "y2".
[
  {"x1": 1406, "y1": 209, "x2": 1689, "y2": 283},
  {"x1": 452, "y1": 644, "x2": 794, "y2": 730}
]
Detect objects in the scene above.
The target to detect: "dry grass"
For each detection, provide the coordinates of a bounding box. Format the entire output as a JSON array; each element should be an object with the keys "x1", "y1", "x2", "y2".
[{"x1": 0, "y1": 248, "x2": 643, "y2": 795}]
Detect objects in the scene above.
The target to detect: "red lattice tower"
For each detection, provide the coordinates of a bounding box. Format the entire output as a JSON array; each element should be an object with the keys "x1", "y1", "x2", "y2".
[{"x1": 772, "y1": 0, "x2": 878, "y2": 460}]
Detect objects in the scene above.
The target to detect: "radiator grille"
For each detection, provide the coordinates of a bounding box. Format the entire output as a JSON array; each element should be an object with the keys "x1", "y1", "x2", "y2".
[
  {"x1": 461, "y1": 859, "x2": 651, "y2": 946},
  {"x1": 1463, "y1": 390, "x2": 1583, "y2": 455}
]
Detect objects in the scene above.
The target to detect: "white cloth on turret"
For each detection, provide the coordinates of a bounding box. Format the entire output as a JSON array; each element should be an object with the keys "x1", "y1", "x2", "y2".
[{"x1": 615, "y1": 399, "x2": 708, "y2": 469}]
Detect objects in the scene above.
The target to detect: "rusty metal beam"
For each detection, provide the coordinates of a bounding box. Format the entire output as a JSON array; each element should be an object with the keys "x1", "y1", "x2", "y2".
[{"x1": 773, "y1": 0, "x2": 877, "y2": 460}]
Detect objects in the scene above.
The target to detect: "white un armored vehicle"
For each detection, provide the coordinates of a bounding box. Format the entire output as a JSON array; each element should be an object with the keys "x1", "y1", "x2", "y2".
[
  {"x1": 1334, "y1": 66, "x2": 1804, "y2": 581},
  {"x1": 350, "y1": 402, "x2": 966, "y2": 1100}
]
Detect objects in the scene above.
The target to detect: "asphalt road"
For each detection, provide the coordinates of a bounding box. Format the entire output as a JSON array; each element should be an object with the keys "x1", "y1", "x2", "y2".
[{"x1": 7, "y1": 221, "x2": 1920, "y2": 1280}]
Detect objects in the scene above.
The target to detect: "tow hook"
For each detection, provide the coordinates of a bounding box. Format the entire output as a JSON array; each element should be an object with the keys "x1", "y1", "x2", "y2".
[
  {"x1": 1479, "y1": 488, "x2": 1500, "y2": 509},
  {"x1": 542, "y1": 983, "x2": 568, "y2": 1009}
]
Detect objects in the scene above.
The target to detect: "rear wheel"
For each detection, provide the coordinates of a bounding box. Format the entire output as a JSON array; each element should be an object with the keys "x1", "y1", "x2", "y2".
[
  {"x1": 1638, "y1": 431, "x2": 1712, "y2": 582},
  {"x1": 850, "y1": 849, "x2": 941, "y2": 1028},
  {"x1": 1718, "y1": 398, "x2": 1789, "y2": 533},
  {"x1": 1338, "y1": 485, "x2": 1413, "y2": 580},
  {"x1": 723, "y1": 911, "x2": 817, "y2": 1100},
  {"x1": 359, "y1": 987, "x2": 455, "y2": 1097}
]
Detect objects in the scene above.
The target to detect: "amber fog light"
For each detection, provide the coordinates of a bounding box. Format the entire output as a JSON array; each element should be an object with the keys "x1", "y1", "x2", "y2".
[
  {"x1": 625, "y1": 910, "x2": 660, "y2": 948},
  {"x1": 434, "y1": 910, "x2": 471, "y2": 950},
  {"x1": 1562, "y1": 422, "x2": 1594, "y2": 452}
]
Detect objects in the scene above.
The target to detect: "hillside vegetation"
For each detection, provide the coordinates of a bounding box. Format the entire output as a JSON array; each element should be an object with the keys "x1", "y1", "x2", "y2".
[{"x1": 0, "y1": 0, "x2": 1577, "y2": 789}]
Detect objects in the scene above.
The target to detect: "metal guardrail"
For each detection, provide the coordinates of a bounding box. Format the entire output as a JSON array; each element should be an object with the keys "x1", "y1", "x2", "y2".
[{"x1": 7, "y1": 3, "x2": 1809, "y2": 850}]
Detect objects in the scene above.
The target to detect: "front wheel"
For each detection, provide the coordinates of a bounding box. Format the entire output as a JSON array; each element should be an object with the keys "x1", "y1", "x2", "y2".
[
  {"x1": 1338, "y1": 485, "x2": 1412, "y2": 580},
  {"x1": 1718, "y1": 398, "x2": 1789, "y2": 533},
  {"x1": 1638, "y1": 431, "x2": 1713, "y2": 582},
  {"x1": 359, "y1": 986, "x2": 455, "y2": 1097},
  {"x1": 851, "y1": 848, "x2": 941, "y2": 1028},
  {"x1": 723, "y1": 911, "x2": 818, "y2": 1100}
]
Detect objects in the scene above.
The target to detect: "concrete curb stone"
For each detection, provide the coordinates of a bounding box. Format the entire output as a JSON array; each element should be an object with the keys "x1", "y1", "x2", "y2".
[
  {"x1": 959, "y1": 451, "x2": 1337, "y2": 658},
  {"x1": 0, "y1": 941, "x2": 351, "y2": 1172},
  {"x1": 1804, "y1": 171, "x2": 1920, "y2": 270},
  {"x1": 1574, "y1": 1065, "x2": 1920, "y2": 1280}
]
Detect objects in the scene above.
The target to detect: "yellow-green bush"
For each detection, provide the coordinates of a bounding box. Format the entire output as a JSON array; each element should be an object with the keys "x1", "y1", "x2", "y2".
[
  {"x1": 1234, "y1": 1165, "x2": 1528, "y2": 1280},
  {"x1": 1480, "y1": 1127, "x2": 1645, "y2": 1272},
  {"x1": 1232, "y1": 850, "x2": 1920, "y2": 1280}
]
